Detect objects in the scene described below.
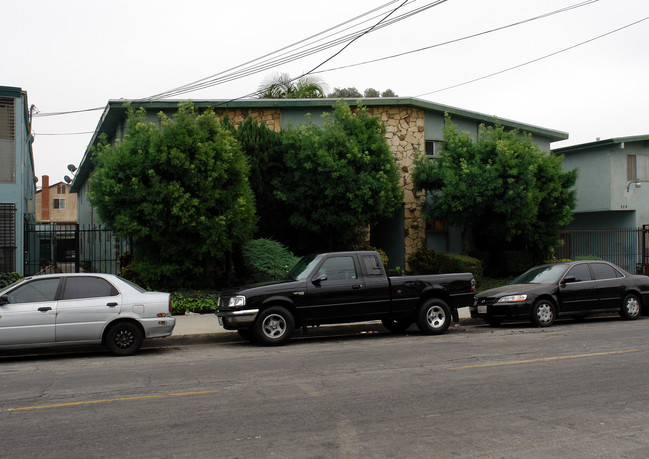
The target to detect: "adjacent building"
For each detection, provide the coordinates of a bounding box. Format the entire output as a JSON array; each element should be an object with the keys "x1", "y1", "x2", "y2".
[
  {"x1": 72, "y1": 97, "x2": 567, "y2": 268},
  {"x1": 0, "y1": 86, "x2": 36, "y2": 274},
  {"x1": 35, "y1": 175, "x2": 77, "y2": 224}
]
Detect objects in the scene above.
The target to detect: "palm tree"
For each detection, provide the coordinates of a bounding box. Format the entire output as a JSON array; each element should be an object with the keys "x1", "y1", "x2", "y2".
[{"x1": 257, "y1": 73, "x2": 327, "y2": 99}]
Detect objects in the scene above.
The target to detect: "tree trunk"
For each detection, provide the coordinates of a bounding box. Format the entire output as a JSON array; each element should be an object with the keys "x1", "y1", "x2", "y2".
[{"x1": 461, "y1": 224, "x2": 471, "y2": 256}]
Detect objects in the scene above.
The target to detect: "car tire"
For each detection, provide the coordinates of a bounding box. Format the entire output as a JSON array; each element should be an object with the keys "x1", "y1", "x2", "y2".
[
  {"x1": 381, "y1": 318, "x2": 412, "y2": 333},
  {"x1": 531, "y1": 299, "x2": 555, "y2": 327},
  {"x1": 252, "y1": 306, "x2": 295, "y2": 346},
  {"x1": 415, "y1": 299, "x2": 451, "y2": 335},
  {"x1": 620, "y1": 294, "x2": 641, "y2": 320},
  {"x1": 105, "y1": 322, "x2": 143, "y2": 356}
]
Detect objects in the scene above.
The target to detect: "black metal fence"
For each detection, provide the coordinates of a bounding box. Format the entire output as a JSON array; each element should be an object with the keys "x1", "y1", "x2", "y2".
[
  {"x1": 24, "y1": 224, "x2": 131, "y2": 276},
  {"x1": 557, "y1": 226, "x2": 649, "y2": 274}
]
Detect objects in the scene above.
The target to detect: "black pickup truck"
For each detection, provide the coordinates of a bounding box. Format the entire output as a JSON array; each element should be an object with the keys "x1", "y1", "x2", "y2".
[{"x1": 216, "y1": 251, "x2": 475, "y2": 345}]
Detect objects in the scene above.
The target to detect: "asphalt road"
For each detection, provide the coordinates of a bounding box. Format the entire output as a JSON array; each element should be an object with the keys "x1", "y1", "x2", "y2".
[{"x1": 1, "y1": 316, "x2": 649, "y2": 458}]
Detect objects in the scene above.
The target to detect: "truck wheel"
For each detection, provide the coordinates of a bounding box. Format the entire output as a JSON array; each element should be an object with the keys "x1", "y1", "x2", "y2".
[
  {"x1": 381, "y1": 318, "x2": 412, "y2": 333},
  {"x1": 416, "y1": 299, "x2": 451, "y2": 335},
  {"x1": 252, "y1": 306, "x2": 295, "y2": 346}
]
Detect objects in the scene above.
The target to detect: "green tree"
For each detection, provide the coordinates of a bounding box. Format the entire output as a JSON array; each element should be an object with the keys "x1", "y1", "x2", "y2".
[
  {"x1": 364, "y1": 88, "x2": 380, "y2": 97},
  {"x1": 278, "y1": 100, "x2": 403, "y2": 251},
  {"x1": 381, "y1": 89, "x2": 397, "y2": 97},
  {"x1": 257, "y1": 73, "x2": 326, "y2": 98},
  {"x1": 327, "y1": 87, "x2": 362, "y2": 98},
  {"x1": 413, "y1": 114, "x2": 576, "y2": 261},
  {"x1": 89, "y1": 103, "x2": 256, "y2": 288}
]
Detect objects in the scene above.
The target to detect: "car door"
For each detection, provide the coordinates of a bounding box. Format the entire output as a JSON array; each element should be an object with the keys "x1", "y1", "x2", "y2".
[
  {"x1": 0, "y1": 277, "x2": 60, "y2": 345},
  {"x1": 55, "y1": 276, "x2": 122, "y2": 342},
  {"x1": 358, "y1": 253, "x2": 390, "y2": 315},
  {"x1": 303, "y1": 255, "x2": 368, "y2": 321},
  {"x1": 558, "y1": 263, "x2": 597, "y2": 312},
  {"x1": 591, "y1": 262, "x2": 626, "y2": 310}
]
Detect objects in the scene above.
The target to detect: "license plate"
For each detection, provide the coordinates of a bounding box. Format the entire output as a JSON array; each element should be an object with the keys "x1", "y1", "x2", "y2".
[
  {"x1": 218, "y1": 316, "x2": 224, "y2": 327},
  {"x1": 478, "y1": 305, "x2": 487, "y2": 314}
]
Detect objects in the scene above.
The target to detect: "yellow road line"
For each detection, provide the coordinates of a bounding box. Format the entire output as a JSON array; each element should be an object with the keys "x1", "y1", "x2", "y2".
[
  {"x1": 5, "y1": 389, "x2": 219, "y2": 412},
  {"x1": 449, "y1": 349, "x2": 640, "y2": 370}
]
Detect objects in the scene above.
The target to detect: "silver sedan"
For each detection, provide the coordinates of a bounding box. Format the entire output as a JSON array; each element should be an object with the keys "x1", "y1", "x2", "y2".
[{"x1": 0, "y1": 273, "x2": 175, "y2": 355}]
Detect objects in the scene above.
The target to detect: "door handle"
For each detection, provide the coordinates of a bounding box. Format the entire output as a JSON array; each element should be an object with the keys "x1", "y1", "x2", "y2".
[
  {"x1": 38, "y1": 306, "x2": 52, "y2": 312},
  {"x1": 106, "y1": 302, "x2": 118, "y2": 307},
  {"x1": 352, "y1": 284, "x2": 363, "y2": 289}
]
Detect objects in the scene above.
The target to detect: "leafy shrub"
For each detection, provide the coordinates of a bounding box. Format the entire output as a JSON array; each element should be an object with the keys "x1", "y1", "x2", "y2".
[
  {"x1": 241, "y1": 238, "x2": 299, "y2": 283},
  {"x1": 407, "y1": 247, "x2": 438, "y2": 275},
  {"x1": 0, "y1": 272, "x2": 23, "y2": 289},
  {"x1": 171, "y1": 290, "x2": 219, "y2": 315},
  {"x1": 407, "y1": 247, "x2": 482, "y2": 281}
]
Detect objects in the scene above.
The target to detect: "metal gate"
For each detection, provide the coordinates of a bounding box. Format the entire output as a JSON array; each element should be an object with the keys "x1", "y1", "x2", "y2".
[
  {"x1": 24, "y1": 224, "x2": 131, "y2": 276},
  {"x1": 557, "y1": 227, "x2": 649, "y2": 274}
]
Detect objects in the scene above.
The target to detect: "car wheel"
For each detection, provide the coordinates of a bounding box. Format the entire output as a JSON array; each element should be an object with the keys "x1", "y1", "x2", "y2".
[
  {"x1": 531, "y1": 300, "x2": 555, "y2": 327},
  {"x1": 415, "y1": 299, "x2": 451, "y2": 335},
  {"x1": 381, "y1": 318, "x2": 412, "y2": 333},
  {"x1": 252, "y1": 306, "x2": 295, "y2": 345},
  {"x1": 105, "y1": 322, "x2": 143, "y2": 356},
  {"x1": 620, "y1": 294, "x2": 641, "y2": 320},
  {"x1": 237, "y1": 329, "x2": 257, "y2": 342}
]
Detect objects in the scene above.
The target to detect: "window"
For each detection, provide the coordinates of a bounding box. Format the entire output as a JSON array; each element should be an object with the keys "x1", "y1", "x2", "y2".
[
  {"x1": 57, "y1": 184, "x2": 66, "y2": 194},
  {"x1": 317, "y1": 257, "x2": 357, "y2": 281},
  {"x1": 628, "y1": 154, "x2": 649, "y2": 181},
  {"x1": 62, "y1": 277, "x2": 118, "y2": 300},
  {"x1": 565, "y1": 264, "x2": 591, "y2": 282},
  {"x1": 7, "y1": 278, "x2": 60, "y2": 304},
  {"x1": 425, "y1": 140, "x2": 444, "y2": 158},
  {"x1": 361, "y1": 254, "x2": 383, "y2": 276},
  {"x1": 426, "y1": 219, "x2": 446, "y2": 232},
  {"x1": 0, "y1": 203, "x2": 16, "y2": 272},
  {"x1": 53, "y1": 198, "x2": 66, "y2": 209},
  {"x1": 590, "y1": 263, "x2": 623, "y2": 280},
  {"x1": 0, "y1": 97, "x2": 16, "y2": 183}
]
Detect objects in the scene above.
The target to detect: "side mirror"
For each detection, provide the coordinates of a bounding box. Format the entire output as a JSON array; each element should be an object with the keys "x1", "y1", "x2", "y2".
[
  {"x1": 561, "y1": 276, "x2": 576, "y2": 285},
  {"x1": 0, "y1": 295, "x2": 9, "y2": 305},
  {"x1": 312, "y1": 274, "x2": 327, "y2": 285}
]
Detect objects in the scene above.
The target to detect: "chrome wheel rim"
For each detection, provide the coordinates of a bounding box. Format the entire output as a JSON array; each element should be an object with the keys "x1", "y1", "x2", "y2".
[
  {"x1": 114, "y1": 329, "x2": 135, "y2": 349},
  {"x1": 626, "y1": 297, "x2": 640, "y2": 317},
  {"x1": 536, "y1": 303, "x2": 553, "y2": 325},
  {"x1": 426, "y1": 305, "x2": 447, "y2": 329},
  {"x1": 262, "y1": 314, "x2": 286, "y2": 338}
]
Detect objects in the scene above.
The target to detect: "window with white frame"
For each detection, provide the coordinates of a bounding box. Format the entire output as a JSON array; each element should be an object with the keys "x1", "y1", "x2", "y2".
[
  {"x1": 628, "y1": 154, "x2": 649, "y2": 181},
  {"x1": 53, "y1": 198, "x2": 66, "y2": 210},
  {"x1": 425, "y1": 140, "x2": 444, "y2": 158}
]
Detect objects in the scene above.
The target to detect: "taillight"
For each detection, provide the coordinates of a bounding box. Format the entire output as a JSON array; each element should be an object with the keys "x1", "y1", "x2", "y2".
[{"x1": 168, "y1": 296, "x2": 172, "y2": 315}]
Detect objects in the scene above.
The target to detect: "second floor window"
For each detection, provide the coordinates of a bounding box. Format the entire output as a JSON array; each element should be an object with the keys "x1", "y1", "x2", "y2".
[
  {"x1": 53, "y1": 198, "x2": 66, "y2": 210},
  {"x1": 628, "y1": 154, "x2": 649, "y2": 181}
]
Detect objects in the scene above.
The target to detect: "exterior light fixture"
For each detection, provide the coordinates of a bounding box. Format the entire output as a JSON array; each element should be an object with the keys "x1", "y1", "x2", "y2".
[{"x1": 627, "y1": 180, "x2": 642, "y2": 191}]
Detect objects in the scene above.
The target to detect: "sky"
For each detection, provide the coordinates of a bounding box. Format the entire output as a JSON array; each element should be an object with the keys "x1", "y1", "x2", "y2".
[{"x1": 3, "y1": 0, "x2": 649, "y2": 185}]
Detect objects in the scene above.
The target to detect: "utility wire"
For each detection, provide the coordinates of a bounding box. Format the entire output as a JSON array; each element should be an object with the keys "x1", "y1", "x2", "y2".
[
  {"x1": 416, "y1": 15, "x2": 649, "y2": 97},
  {"x1": 312, "y1": 0, "x2": 598, "y2": 75}
]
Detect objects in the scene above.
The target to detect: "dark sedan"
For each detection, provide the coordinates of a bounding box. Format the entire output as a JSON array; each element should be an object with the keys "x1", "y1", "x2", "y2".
[{"x1": 472, "y1": 261, "x2": 649, "y2": 327}]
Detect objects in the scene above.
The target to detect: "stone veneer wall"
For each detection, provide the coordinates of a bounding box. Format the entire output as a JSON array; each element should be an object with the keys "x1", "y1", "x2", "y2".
[
  {"x1": 222, "y1": 105, "x2": 426, "y2": 268},
  {"x1": 213, "y1": 108, "x2": 281, "y2": 133},
  {"x1": 369, "y1": 106, "x2": 427, "y2": 268}
]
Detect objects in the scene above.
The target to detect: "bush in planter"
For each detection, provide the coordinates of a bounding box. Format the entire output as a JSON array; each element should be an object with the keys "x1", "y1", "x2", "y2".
[
  {"x1": 171, "y1": 290, "x2": 219, "y2": 315},
  {"x1": 0, "y1": 272, "x2": 22, "y2": 289},
  {"x1": 241, "y1": 238, "x2": 300, "y2": 283},
  {"x1": 407, "y1": 247, "x2": 438, "y2": 275}
]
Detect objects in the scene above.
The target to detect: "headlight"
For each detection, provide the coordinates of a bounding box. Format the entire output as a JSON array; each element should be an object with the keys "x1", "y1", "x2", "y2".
[
  {"x1": 497, "y1": 294, "x2": 528, "y2": 303},
  {"x1": 228, "y1": 295, "x2": 246, "y2": 307}
]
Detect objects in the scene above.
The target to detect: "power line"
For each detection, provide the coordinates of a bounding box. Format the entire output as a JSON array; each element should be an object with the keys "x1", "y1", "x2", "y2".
[
  {"x1": 34, "y1": 131, "x2": 95, "y2": 136},
  {"x1": 312, "y1": 0, "x2": 599, "y2": 76},
  {"x1": 416, "y1": 15, "x2": 649, "y2": 97}
]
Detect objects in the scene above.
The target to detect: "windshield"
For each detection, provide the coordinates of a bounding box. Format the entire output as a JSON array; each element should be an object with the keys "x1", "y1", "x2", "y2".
[
  {"x1": 511, "y1": 264, "x2": 568, "y2": 285},
  {"x1": 285, "y1": 255, "x2": 321, "y2": 281}
]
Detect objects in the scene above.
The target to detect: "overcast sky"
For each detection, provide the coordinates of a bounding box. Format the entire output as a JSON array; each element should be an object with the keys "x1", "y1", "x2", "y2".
[{"x1": 4, "y1": 0, "x2": 648, "y2": 184}]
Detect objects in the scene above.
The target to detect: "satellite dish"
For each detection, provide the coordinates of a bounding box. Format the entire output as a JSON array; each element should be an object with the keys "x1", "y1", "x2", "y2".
[
  {"x1": 64, "y1": 175, "x2": 72, "y2": 184},
  {"x1": 34, "y1": 176, "x2": 39, "y2": 183},
  {"x1": 67, "y1": 164, "x2": 77, "y2": 172}
]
